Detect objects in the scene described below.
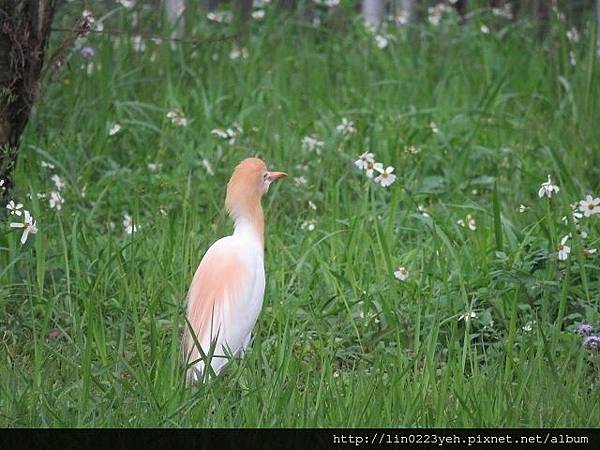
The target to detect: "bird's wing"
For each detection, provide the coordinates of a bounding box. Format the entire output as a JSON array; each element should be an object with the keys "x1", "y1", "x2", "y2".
[{"x1": 183, "y1": 236, "x2": 264, "y2": 381}]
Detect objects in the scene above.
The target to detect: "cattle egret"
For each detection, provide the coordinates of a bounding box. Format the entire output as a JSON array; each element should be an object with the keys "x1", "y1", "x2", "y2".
[{"x1": 183, "y1": 158, "x2": 287, "y2": 383}]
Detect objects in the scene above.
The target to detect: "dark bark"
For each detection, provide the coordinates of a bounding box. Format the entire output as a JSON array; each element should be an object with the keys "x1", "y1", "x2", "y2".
[
  {"x1": 232, "y1": 0, "x2": 252, "y2": 44},
  {"x1": 509, "y1": 0, "x2": 522, "y2": 20},
  {"x1": 0, "y1": 0, "x2": 55, "y2": 199},
  {"x1": 453, "y1": 0, "x2": 470, "y2": 19},
  {"x1": 534, "y1": 0, "x2": 550, "y2": 38},
  {"x1": 278, "y1": 0, "x2": 297, "y2": 13},
  {"x1": 206, "y1": 0, "x2": 220, "y2": 11},
  {"x1": 597, "y1": 0, "x2": 600, "y2": 60}
]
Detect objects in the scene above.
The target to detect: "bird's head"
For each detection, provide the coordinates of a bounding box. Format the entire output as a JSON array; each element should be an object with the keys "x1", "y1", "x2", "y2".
[{"x1": 225, "y1": 158, "x2": 287, "y2": 219}]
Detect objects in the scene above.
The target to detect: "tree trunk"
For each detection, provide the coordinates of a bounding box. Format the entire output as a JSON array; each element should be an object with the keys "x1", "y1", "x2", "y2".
[
  {"x1": 597, "y1": 0, "x2": 600, "y2": 60},
  {"x1": 509, "y1": 0, "x2": 521, "y2": 21},
  {"x1": 362, "y1": 0, "x2": 386, "y2": 28},
  {"x1": 206, "y1": 0, "x2": 220, "y2": 11},
  {"x1": 165, "y1": 0, "x2": 186, "y2": 39},
  {"x1": 397, "y1": 0, "x2": 416, "y2": 24},
  {"x1": 534, "y1": 0, "x2": 549, "y2": 38},
  {"x1": 278, "y1": 0, "x2": 297, "y2": 13},
  {"x1": 299, "y1": 0, "x2": 315, "y2": 24},
  {"x1": 0, "y1": 0, "x2": 55, "y2": 199},
  {"x1": 454, "y1": 0, "x2": 469, "y2": 18},
  {"x1": 232, "y1": 0, "x2": 252, "y2": 44}
]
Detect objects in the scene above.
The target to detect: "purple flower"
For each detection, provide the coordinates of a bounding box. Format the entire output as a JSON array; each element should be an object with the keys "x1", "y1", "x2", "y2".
[
  {"x1": 583, "y1": 335, "x2": 600, "y2": 350},
  {"x1": 81, "y1": 46, "x2": 95, "y2": 58},
  {"x1": 576, "y1": 323, "x2": 593, "y2": 336}
]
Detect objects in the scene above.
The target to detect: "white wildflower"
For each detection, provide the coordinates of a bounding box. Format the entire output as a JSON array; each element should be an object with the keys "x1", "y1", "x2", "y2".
[
  {"x1": 251, "y1": 9, "x2": 265, "y2": 20},
  {"x1": 147, "y1": 162, "x2": 162, "y2": 172},
  {"x1": 578, "y1": 195, "x2": 600, "y2": 217},
  {"x1": 417, "y1": 205, "x2": 430, "y2": 218},
  {"x1": 302, "y1": 135, "x2": 324, "y2": 154},
  {"x1": 293, "y1": 176, "x2": 307, "y2": 187},
  {"x1": 211, "y1": 125, "x2": 242, "y2": 145},
  {"x1": 394, "y1": 266, "x2": 409, "y2": 281},
  {"x1": 166, "y1": 109, "x2": 188, "y2": 127},
  {"x1": 457, "y1": 214, "x2": 476, "y2": 230},
  {"x1": 308, "y1": 200, "x2": 317, "y2": 211},
  {"x1": 82, "y1": 10, "x2": 95, "y2": 28},
  {"x1": 480, "y1": 25, "x2": 490, "y2": 34},
  {"x1": 123, "y1": 214, "x2": 138, "y2": 235},
  {"x1": 557, "y1": 235, "x2": 571, "y2": 261},
  {"x1": 10, "y1": 210, "x2": 37, "y2": 244},
  {"x1": 132, "y1": 35, "x2": 146, "y2": 52},
  {"x1": 458, "y1": 311, "x2": 477, "y2": 322},
  {"x1": 206, "y1": 11, "x2": 232, "y2": 23},
  {"x1": 109, "y1": 123, "x2": 122, "y2": 136},
  {"x1": 465, "y1": 214, "x2": 476, "y2": 231},
  {"x1": 395, "y1": 11, "x2": 409, "y2": 25},
  {"x1": 367, "y1": 162, "x2": 383, "y2": 179},
  {"x1": 492, "y1": 4, "x2": 513, "y2": 19},
  {"x1": 538, "y1": 175, "x2": 560, "y2": 198},
  {"x1": 374, "y1": 35, "x2": 388, "y2": 49},
  {"x1": 301, "y1": 219, "x2": 316, "y2": 231},
  {"x1": 314, "y1": 0, "x2": 340, "y2": 7},
  {"x1": 48, "y1": 191, "x2": 64, "y2": 210},
  {"x1": 51, "y1": 175, "x2": 65, "y2": 191},
  {"x1": 562, "y1": 212, "x2": 580, "y2": 225},
  {"x1": 427, "y1": 4, "x2": 451, "y2": 26},
  {"x1": 430, "y1": 122, "x2": 439, "y2": 134},
  {"x1": 354, "y1": 152, "x2": 375, "y2": 170},
  {"x1": 41, "y1": 161, "x2": 55, "y2": 169},
  {"x1": 6, "y1": 200, "x2": 23, "y2": 216},
  {"x1": 211, "y1": 128, "x2": 229, "y2": 139},
  {"x1": 374, "y1": 165, "x2": 397, "y2": 187},
  {"x1": 566, "y1": 28, "x2": 580, "y2": 43},
  {"x1": 229, "y1": 46, "x2": 249, "y2": 60},
  {"x1": 518, "y1": 204, "x2": 528, "y2": 213},
  {"x1": 336, "y1": 118, "x2": 356, "y2": 136}
]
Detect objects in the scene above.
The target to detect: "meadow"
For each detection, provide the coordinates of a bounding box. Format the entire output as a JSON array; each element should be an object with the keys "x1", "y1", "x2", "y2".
[{"x1": 1, "y1": 4, "x2": 599, "y2": 427}]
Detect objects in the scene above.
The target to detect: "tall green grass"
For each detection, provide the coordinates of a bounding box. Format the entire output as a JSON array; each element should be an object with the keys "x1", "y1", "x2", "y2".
[{"x1": 1, "y1": 5, "x2": 599, "y2": 426}]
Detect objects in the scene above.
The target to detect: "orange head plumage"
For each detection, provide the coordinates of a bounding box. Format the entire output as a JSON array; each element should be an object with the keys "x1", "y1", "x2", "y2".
[{"x1": 225, "y1": 158, "x2": 287, "y2": 222}]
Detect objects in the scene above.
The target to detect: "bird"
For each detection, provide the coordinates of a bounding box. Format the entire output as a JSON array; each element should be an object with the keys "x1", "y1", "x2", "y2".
[{"x1": 183, "y1": 157, "x2": 287, "y2": 383}]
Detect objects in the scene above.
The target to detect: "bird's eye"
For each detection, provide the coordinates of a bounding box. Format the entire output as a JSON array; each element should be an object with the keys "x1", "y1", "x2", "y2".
[{"x1": 263, "y1": 173, "x2": 269, "y2": 180}]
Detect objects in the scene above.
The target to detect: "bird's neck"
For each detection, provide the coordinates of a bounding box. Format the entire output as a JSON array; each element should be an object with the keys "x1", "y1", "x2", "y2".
[{"x1": 232, "y1": 201, "x2": 264, "y2": 248}]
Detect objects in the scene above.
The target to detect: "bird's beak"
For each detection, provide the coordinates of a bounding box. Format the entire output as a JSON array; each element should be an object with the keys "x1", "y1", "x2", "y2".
[{"x1": 267, "y1": 171, "x2": 288, "y2": 181}]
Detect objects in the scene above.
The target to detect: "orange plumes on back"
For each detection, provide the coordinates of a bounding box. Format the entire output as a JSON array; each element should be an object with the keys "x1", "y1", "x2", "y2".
[{"x1": 183, "y1": 250, "x2": 251, "y2": 382}]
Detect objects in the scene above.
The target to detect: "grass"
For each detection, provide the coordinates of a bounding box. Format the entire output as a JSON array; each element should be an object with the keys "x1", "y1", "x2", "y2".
[{"x1": 1, "y1": 4, "x2": 600, "y2": 427}]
